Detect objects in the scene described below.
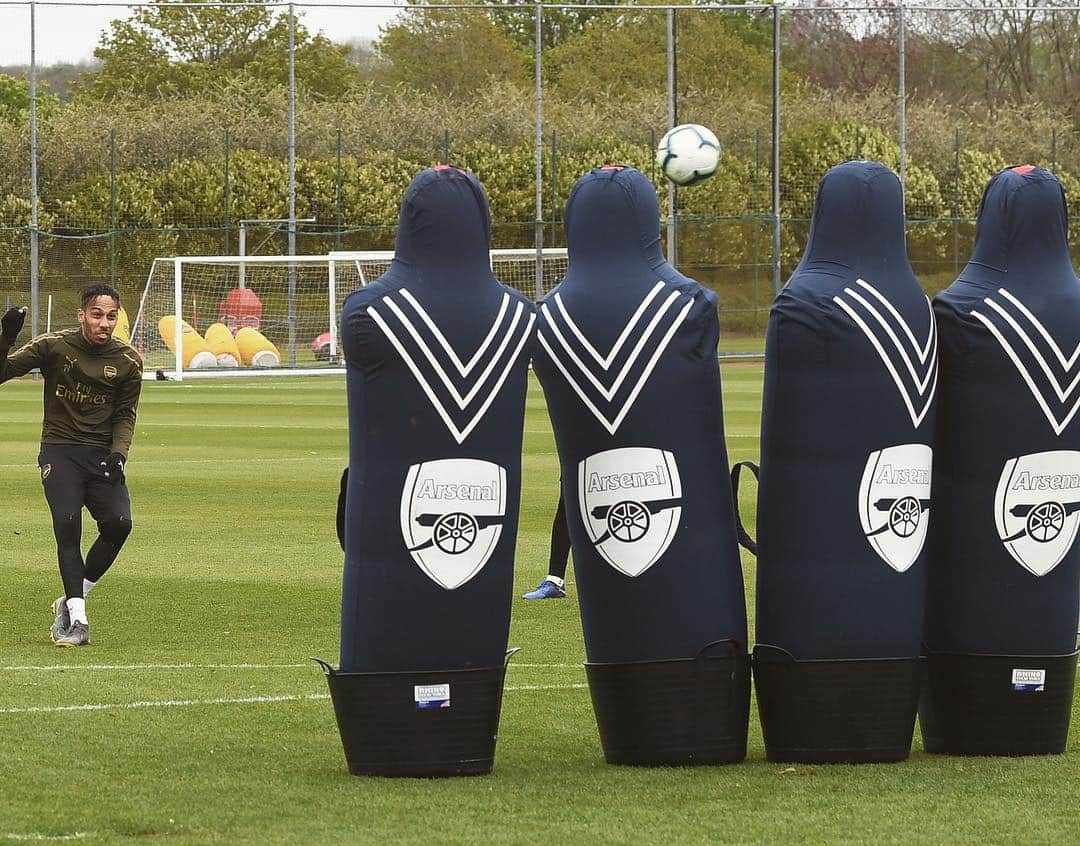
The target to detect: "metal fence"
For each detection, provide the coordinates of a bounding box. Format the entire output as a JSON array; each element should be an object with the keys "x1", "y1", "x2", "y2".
[{"x1": 1, "y1": 1, "x2": 1078, "y2": 355}]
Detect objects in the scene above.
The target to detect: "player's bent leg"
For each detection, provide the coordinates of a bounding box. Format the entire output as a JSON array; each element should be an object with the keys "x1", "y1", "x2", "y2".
[
  {"x1": 84, "y1": 478, "x2": 132, "y2": 584},
  {"x1": 84, "y1": 514, "x2": 132, "y2": 583}
]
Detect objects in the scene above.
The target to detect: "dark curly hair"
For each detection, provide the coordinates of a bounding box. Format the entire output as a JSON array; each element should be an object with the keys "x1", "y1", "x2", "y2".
[{"x1": 79, "y1": 283, "x2": 121, "y2": 309}]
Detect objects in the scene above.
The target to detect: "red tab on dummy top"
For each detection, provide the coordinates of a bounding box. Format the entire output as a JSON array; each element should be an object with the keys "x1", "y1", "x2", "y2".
[
  {"x1": 600, "y1": 165, "x2": 625, "y2": 171},
  {"x1": 434, "y1": 164, "x2": 467, "y2": 174},
  {"x1": 1011, "y1": 165, "x2": 1037, "y2": 175}
]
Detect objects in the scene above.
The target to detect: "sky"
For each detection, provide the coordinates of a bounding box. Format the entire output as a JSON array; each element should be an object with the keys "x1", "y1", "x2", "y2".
[{"x1": 0, "y1": 0, "x2": 406, "y2": 66}]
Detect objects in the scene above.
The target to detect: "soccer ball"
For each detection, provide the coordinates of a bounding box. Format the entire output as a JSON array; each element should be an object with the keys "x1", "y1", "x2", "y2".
[{"x1": 656, "y1": 124, "x2": 721, "y2": 186}]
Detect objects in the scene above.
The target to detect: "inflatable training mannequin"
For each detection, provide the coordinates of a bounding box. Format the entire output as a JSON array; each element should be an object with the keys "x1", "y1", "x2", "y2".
[
  {"x1": 157, "y1": 316, "x2": 216, "y2": 369},
  {"x1": 204, "y1": 323, "x2": 241, "y2": 367},
  {"x1": 922, "y1": 166, "x2": 1080, "y2": 755},
  {"x1": 532, "y1": 166, "x2": 749, "y2": 766},
  {"x1": 234, "y1": 327, "x2": 280, "y2": 366},
  {"x1": 750, "y1": 161, "x2": 937, "y2": 763},
  {"x1": 113, "y1": 307, "x2": 131, "y2": 345},
  {"x1": 318, "y1": 166, "x2": 534, "y2": 777}
]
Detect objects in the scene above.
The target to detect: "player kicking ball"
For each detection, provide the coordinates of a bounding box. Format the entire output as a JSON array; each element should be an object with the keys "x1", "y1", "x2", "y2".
[{"x1": 0, "y1": 285, "x2": 142, "y2": 647}]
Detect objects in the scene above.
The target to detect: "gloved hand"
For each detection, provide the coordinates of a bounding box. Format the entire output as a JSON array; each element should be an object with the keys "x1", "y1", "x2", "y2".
[
  {"x1": 1, "y1": 306, "x2": 26, "y2": 342},
  {"x1": 101, "y1": 452, "x2": 126, "y2": 485}
]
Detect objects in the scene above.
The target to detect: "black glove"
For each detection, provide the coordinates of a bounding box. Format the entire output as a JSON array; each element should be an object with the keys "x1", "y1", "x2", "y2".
[
  {"x1": 1, "y1": 306, "x2": 26, "y2": 342},
  {"x1": 101, "y1": 452, "x2": 126, "y2": 485}
]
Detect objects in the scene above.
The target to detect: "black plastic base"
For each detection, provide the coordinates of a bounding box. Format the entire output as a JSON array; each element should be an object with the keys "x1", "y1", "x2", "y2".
[
  {"x1": 316, "y1": 655, "x2": 512, "y2": 777},
  {"x1": 920, "y1": 651, "x2": 1077, "y2": 757},
  {"x1": 753, "y1": 646, "x2": 923, "y2": 764},
  {"x1": 584, "y1": 642, "x2": 751, "y2": 767}
]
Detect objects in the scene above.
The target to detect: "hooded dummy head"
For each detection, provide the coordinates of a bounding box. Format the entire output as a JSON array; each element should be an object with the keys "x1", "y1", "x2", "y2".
[
  {"x1": 564, "y1": 166, "x2": 666, "y2": 276},
  {"x1": 967, "y1": 166, "x2": 1073, "y2": 278},
  {"x1": 391, "y1": 166, "x2": 493, "y2": 281},
  {"x1": 797, "y1": 161, "x2": 910, "y2": 280}
]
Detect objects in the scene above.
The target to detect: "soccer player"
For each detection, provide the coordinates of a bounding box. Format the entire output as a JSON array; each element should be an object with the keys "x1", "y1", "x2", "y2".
[
  {"x1": 523, "y1": 490, "x2": 571, "y2": 600},
  {"x1": 0, "y1": 284, "x2": 143, "y2": 647}
]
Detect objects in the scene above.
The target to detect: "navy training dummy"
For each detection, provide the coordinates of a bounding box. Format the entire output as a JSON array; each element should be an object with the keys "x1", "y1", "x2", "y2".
[
  {"x1": 751, "y1": 161, "x2": 936, "y2": 763},
  {"x1": 319, "y1": 166, "x2": 534, "y2": 776},
  {"x1": 922, "y1": 166, "x2": 1080, "y2": 756},
  {"x1": 532, "y1": 166, "x2": 749, "y2": 766}
]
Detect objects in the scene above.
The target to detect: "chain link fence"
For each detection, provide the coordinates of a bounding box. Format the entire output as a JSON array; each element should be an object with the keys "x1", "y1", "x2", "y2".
[{"x1": 0, "y1": 2, "x2": 1078, "y2": 356}]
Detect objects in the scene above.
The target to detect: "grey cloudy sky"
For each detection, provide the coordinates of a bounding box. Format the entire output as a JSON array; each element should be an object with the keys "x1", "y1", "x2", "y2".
[{"x1": 0, "y1": 1, "x2": 404, "y2": 65}]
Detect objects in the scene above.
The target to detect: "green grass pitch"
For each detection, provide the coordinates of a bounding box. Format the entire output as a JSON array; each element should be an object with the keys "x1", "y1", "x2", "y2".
[{"x1": 1, "y1": 368, "x2": 1077, "y2": 844}]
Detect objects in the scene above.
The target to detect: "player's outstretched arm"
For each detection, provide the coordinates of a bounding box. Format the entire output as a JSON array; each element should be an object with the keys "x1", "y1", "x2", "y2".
[{"x1": 0, "y1": 307, "x2": 45, "y2": 384}]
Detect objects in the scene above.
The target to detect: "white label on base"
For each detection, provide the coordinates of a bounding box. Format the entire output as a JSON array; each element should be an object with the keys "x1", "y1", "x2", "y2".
[
  {"x1": 414, "y1": 683, "x2": 451, "y2": 709},
  {"x1": 1011, "y1": 668, "x2": 1046, "y2": 693}
]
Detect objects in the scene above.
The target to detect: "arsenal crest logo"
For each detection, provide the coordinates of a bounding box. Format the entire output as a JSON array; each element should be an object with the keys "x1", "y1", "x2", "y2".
[
  {"x1": 995, "y1": 451, "x2": 1080, "y2": 577},
  {"x1": 104, "y1": 365, "x2": 117, "y2": 380},
  {"x1": 399, "y1": 458, "x2": 507, "y2": 590},
  {"x1": 858, "y1": 444, "x2": 933, "y2": 573},
  {"x1": 577, "y1": 447, "x2": 682, "y2": 577}
]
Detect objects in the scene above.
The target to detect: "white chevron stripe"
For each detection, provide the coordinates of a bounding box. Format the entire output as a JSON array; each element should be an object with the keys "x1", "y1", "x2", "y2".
[
  {"x1": 998, "y1": 287, "x2": 1080, "y2": 370},
  {"x1": 382, "y1": 295, "x2": 525, "y2": 409},
  {"x1": 983, "y1": 297, "x2": 1080, "y2": 402},
  {"x1": 398, "y1": 289, "x2": 510, "y2": 376},
  {"x1": 553, "y1": 282, "x2": 666, "y2": 369},
  {"x1": 855, "y1": 279, "x2": 936, "y2": 364},
  {"x1": 539, "y1": 290, "x2": 681, "y2": 401},
  {"x1": 368, "y1": 305, "x2": 535, "y2": 445},
  {"x1": 539, "y1": 298, "x2": 695, "y2": 435},
  {"x1": 972, "y1": 309, "x2": 1080, "y2": 437},
  {"x1": 834, "y1": 296, "x2": 937, "y2": 428},
  {"x1": 841, "y1": 287, "x2": 936, "y2": 395}
]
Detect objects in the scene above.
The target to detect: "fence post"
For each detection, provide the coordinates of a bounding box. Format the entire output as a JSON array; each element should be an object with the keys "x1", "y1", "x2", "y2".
[
  {"x1": 223, "y1": 129, "x2": 231, "y2": 254},
  {"x1": 754, "y1": 129, "x2": 761, "y2": 291},
  {"x1": 29, "y1": 0, "x2": 39, "y2": 336},
  {"x1": 649, "y1": 128, "x2": 657, "y2": 187},
  {"x1": 550, "y1": 129, "x2": 558, "y2": 252},
  {"x1": 442, "y1": 129, "x2": 450, "y2": 165},
  {"x1": 953, "y1": 128, "x2": 961, "y2": 274},
  {"x1": 666, "y1": 6, "x2": 678, "y2": 267},
  {"x1": 897, "y1": 1, "x2": 907, "y2": 196},
  {"x1": 287, "y1": 2, "x2": 297, "y2": 365},
  {"x1": 533, "y1": 1, "x2": 544, "y2": 301},
  {"x1": 110, "y1": 128, "x2": 117, "y2": 288},
  {"x1": 771, "y1": 3, "x2": 781, "y2": 294},
  {"x1": 336, "y1": 128, "x2": 343, "y2": 251}
]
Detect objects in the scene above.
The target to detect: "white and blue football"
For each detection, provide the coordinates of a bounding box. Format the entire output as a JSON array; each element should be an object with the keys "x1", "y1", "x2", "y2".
[{"x1": 656, "y1": 124, "x2": 722, "y2": 186}]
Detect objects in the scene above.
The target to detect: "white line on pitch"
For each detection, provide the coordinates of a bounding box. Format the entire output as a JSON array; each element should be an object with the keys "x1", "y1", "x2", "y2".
[
  {"x1": 0, "y1": 662, "x2": 578, "y2": 672},
  {"x1": 0, "y1": 457, "x2": 341, "y2": 469},
  {"x1": 504, "y1": 683, "x2": 588, "y2": 692},
  {"x1": 1, "y1": 835, "x2": 87, "y2": 842},
  {"x1": 0, "y1": 684, "x2": 588, "y2": 715},
  {"x1": 0, "y1": 663, "x2": 311, "y2": 672},
  {"x1": 510, "y1": 663, "x2": 578, "y2": 669}
]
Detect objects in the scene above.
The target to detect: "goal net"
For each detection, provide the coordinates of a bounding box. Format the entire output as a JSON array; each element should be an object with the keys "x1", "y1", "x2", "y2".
[{"x1": 131, "y1": 249, "x2": 569, "y2": 380}]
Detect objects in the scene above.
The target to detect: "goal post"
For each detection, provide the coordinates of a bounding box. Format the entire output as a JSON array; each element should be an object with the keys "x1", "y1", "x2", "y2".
[{"x1": 131, "y1": 249, "x2": 569, "y2": 380}]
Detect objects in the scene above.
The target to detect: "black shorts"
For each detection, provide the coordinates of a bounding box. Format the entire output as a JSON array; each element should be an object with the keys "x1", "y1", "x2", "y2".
[{"x1": 38, "y1": 443, "x2": 131, "y2": 527}]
